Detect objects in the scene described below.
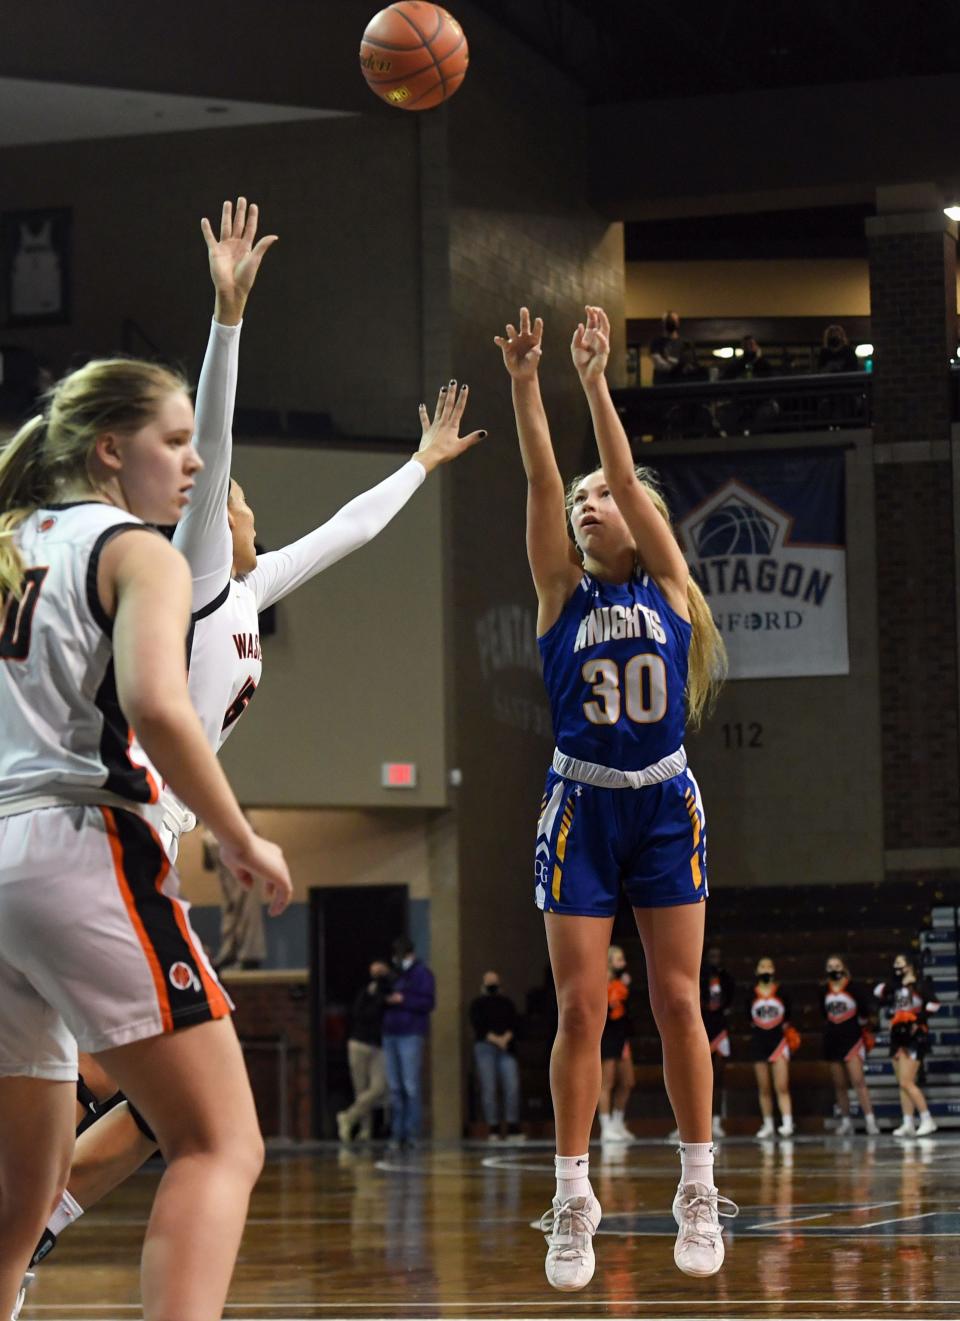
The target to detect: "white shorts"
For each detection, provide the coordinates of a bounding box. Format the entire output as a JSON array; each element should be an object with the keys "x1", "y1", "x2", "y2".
[{"x1": 0, "y1": 804, "x2": 232, "y2": 1080}]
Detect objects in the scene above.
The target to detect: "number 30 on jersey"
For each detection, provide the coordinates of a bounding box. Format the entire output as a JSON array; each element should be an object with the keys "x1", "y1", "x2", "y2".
[{"x1": 582, "y1": 654, "x2": 667, "y2": 725}]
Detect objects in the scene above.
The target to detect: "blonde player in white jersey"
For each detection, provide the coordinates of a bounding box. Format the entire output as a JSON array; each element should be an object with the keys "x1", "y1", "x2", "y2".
[
  {"x1": 0, "y1": 347, "x2": 293, "y2": 1318},
  {"x1": 22, "y1": 197, "x2": 487, "y2": 1291}
]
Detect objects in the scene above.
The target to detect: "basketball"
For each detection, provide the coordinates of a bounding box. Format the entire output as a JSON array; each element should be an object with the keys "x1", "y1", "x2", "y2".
[{"x1": 360, "y1": 3, "x2": 469, "y2": 111}]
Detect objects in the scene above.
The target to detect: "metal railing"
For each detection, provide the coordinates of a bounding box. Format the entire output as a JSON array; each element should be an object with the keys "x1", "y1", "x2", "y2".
[{"x1": 611, "y1": 370, "x2": 870, "y2": 445}]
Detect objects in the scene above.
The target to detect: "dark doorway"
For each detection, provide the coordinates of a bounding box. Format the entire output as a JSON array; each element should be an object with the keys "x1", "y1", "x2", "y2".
[{"x1": 309, "y1": 884, "x2": 409, "y2": 1138}]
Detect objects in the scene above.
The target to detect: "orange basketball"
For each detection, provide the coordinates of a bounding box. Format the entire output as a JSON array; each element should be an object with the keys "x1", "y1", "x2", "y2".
[{"x1": 360, "y1": 3, "x2": 469, "y2": 111}]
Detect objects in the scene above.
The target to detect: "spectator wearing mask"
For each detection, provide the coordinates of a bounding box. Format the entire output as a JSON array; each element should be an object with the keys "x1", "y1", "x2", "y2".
[
  {"x1": 820, "y1": 955, "x2": 879, "y2": 1136},
  {"x1": 817, "y1": 325, "x2": 859, "y2": 373},
  {"x1": 337, "y1": 959, "x2": 393, "y2": 1143},
  {"x1": 382, "y1": 935, "x2": 436, "y2": 1149},
  {"x1": 649, "y1": 311, "x2": 700, "y2": 383},
  {"x1": 875, "y1": 953, "x2": 940, "y2": 1137},
  {"x1": 750, "y1": 956, "x2": 796, "y2": 1139},
  {"x1": 469, "y1": 970, "x2": 524, "y2": 1142}
]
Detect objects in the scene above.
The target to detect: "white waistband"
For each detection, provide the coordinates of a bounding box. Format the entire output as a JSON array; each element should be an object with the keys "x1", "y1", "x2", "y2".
[
  {"x1": 552, "y1": 745, "x2": 687, "y2": 790},
  {"x1": 0, "y1": 791, "x2": 152, "y2": 820},
  {"x1": 160, "y1": 795, "x2": 197, "y2": 841}
]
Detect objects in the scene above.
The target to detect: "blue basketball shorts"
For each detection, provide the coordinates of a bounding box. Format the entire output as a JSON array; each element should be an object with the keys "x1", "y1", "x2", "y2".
[{"x1": 533, "y1": 767, "x2": 708, "y2": 917}]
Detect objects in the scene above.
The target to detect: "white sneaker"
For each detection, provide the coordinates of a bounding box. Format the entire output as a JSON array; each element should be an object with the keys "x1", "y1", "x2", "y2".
[
  {"x1": 486, "y1": 1132, "x2": 502, "y2": 1143},
  {"x1": 600, "y1": 1123, "x2": 629, "y2": 1144},
  {"x1": 777, "y1": 1118, "x2": 794, "y2": 1138},
  {"x1": 12, "y1": 1272, "x2": 35, "y2": 1321},
  {"x1": 673, "y1": 1182, "x2": 738, "y2": 1278},
  {"x1": 540, "y1": 1193, "x2": 602, "y2": 1291},
  {"x1": 504, "y1": 1131, "x2": 527, "y2": 1144},
  {"x1": 665, "y1": 1126, "x2": 681, "y2": 1143},
  {"x1": 915, "y1": 1114, "x2": 938, "y2": 1137},
  {"x1": 712, "y1": 1116, "x2": 725, "y2": 1139},
  {"x1": 336, "y1": 1111, "x2": 352, "y2": 1144},
  {"x1": 893, "y1": 1118, "x2": 916, "y2": 1137},
  {"x1": 836, "y1": 1117, "x2": 853, "y2": 1136},
  {"x1": 755, "y1": 1118, "x2": 775, "y2": 1139},
  {"x1": 865, "y1": 1114, "x2": 880, "y2": 1136}
]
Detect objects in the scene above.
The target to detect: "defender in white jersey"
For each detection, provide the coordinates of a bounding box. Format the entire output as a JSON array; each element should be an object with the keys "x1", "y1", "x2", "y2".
[
  {"x1": 26, "y1": 198, "x2": 488, "y2": 1287},
  {"x1": 0, "y1": 256, "x2": 291, "y2": 1317}
]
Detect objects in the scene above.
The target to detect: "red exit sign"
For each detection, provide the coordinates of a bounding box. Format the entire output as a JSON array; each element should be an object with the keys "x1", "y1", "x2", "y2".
[{"x1": 381, "y1": 762, "x2": 417, "y2": 788}]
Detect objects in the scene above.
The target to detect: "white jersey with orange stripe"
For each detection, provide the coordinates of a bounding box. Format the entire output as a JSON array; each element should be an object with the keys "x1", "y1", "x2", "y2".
[{"x1": 0, "y1": 501, "x2": 164, "y2": 825}]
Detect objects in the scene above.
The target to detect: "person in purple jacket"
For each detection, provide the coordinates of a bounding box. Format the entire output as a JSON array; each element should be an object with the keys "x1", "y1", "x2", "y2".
[{"x1": 382, "y1": 935, "x2": 436, "y2": 1149}]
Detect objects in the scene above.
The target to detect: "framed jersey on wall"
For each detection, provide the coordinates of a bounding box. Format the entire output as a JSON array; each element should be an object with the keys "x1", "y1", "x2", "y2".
[{"x1": 1, "y1": 207, "x2": 71, "y2": 327}]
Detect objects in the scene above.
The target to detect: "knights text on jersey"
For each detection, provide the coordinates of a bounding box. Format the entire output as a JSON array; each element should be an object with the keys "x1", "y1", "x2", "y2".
[
  {"x1": 538, "y1": 569, "x2": 690, "y2": 772},
  {"x1": 0, "y1": 503, "x2": 163, "y2": 819}
]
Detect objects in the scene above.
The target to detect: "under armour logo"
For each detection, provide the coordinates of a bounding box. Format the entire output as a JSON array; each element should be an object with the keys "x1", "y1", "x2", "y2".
[{"x1": 574, "y1": 786, "x2": 584, "y2": 796}]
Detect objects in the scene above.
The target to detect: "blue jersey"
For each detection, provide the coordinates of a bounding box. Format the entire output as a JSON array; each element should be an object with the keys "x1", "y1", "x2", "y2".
[{"x1": 538, "y1": 570, "x2": 691, "y2": 773}]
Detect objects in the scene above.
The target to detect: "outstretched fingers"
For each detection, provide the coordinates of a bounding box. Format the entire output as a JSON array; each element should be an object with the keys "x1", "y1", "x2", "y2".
[
  {"x1": 200, "y1": 215, "x2": 217, "y2": 251},
  {"x1": 450, "y1": 382, "x2": 469, "y2": 425},
  {"x1": 219, "y1": 198, "x2": 233, "y2": 243},
  {"x1": 232, "y1": 196, "x2": 248, "y2": 240},
  {"x1": 431, "y1": 385, "x2": 448, "y2": 425},
  {"x1": 241, "y1": 200, "x2": 259, "y2": 245}
]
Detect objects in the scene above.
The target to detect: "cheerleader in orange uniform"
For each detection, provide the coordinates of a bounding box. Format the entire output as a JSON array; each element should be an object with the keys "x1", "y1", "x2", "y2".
[{"x1": 750, "y1": 957, "x2": 795, "y2": 1139}]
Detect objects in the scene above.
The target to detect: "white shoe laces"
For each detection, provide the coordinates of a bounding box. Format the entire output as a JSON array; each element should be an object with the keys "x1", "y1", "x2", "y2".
[
  {"x1": 677, "y1": 1189, "x2": 739, "y2": 1249},
  {"x1": 540, "y1": 1200, "x2": 596, "y2": 1260}
]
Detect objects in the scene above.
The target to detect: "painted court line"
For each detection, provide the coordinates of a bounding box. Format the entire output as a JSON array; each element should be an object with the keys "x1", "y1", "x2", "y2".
[{"x1": 749, "y1": 1199, "x2": 899, "y2": 1228}]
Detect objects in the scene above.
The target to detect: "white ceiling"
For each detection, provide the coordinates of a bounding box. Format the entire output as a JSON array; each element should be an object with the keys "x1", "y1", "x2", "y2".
[{"x1": 0, "y1": 76, "x2": 349, "y2": 147}]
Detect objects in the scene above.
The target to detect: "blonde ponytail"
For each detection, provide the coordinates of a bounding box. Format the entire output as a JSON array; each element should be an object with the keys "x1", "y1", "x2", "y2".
[
  {"x1": 0, "y1": 416, "x2": 49, "y2": 601},
  {"x1": 565, "y1": 464, "x2": 727, "y2": 726}
]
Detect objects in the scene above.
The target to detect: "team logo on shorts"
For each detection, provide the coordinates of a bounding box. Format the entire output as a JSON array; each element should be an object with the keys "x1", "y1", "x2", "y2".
[{"x1": 169, "y1": 961, "x2": 201, "y2": 993}]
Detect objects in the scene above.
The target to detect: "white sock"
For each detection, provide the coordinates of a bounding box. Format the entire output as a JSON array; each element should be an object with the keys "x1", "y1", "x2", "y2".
[
  {"x1": 598, "y1": 1113, "x2": 612, "y2": 1136},
  {"x1": 919, "y1": 1110, "x2": 931, "y2": 1122},
  {"x1": 679, "y1": 1141, "x2": 715, "y2": 1188},
  {"x1": 48, "y1": 1189, "x2": 83, "y2": 1237},
  {"x1": 555, "y1": 1153, "x2": 590, "y2": 1202},
  {"x1": 612, "y1": 1108, "x2": 625, "y2": 1129}
]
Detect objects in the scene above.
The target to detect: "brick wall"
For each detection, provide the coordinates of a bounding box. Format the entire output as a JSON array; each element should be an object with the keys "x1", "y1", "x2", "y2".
[
  {"x1": 227, "y1": 976, "x2": 312, "y2": 1140},
  {"x1": 875, "y1": 461, "x2": 960, "y2": 848},
  {"x1": 868, "y1": 213, "x2": 960, "y2": 857},
  {"x1": 868, "y1": 226, "x2": 957, "y2": 447}
]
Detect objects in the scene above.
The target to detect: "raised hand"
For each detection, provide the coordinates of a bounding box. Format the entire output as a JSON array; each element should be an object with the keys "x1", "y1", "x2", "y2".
[
  {"x1": 571, "y1": 304, "x2": 611, "y2": 382},
  {"x1": 200, "y1": 197, "x2": 278, "y2": 325},
  {"x1": 494, "y1": 307, "x2": 544, "y2": 380},
  {"x1": 414, "y1": 381, "x2": 487, "y2": 473}
]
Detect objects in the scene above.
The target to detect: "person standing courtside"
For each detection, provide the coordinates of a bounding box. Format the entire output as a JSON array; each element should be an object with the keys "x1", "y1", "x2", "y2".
[
  {"x1": 469, "y1": 970, "x2": 525, "y2": 1142},
  {"x1": 382, "y1": 936, "x2": 435, "y2": 1150},
  {"x1": 337, "y1": 960, "x2": 392, "y2": 1143}
]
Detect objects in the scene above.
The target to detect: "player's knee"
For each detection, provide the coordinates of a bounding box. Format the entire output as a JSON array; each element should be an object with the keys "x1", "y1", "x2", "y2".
[
  {"x1": 649, "y1": 978, "x2": 700, "y2": 1030},
  {"x1": 556, "y1": 989, "x2": 606, "y2": 1041}
]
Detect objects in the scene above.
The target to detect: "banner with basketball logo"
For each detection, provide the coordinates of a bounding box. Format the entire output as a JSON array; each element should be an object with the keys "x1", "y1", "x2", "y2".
[{"x1": 654, "y1": 448, "x2": 848, "y2": 678}]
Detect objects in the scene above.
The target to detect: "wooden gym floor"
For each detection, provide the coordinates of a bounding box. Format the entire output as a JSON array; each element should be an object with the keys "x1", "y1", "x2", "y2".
[{"x1": 20, "y1": 1135, "x2": 960, "y2": 1320}]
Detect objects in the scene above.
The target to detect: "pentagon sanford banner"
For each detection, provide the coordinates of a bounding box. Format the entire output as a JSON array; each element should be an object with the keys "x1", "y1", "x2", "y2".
[{"x1": 654, "y1": 448, "x2": 849, "y2": 679}]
